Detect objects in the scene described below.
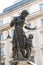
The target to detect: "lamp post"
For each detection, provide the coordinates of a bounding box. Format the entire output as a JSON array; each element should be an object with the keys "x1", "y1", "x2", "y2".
[
  {"x1": 7, "y1": 30, "x2": 11, "y2": 39},
  {"x1": 5, "y1": 30, "x2": 11, "y2": 65}
]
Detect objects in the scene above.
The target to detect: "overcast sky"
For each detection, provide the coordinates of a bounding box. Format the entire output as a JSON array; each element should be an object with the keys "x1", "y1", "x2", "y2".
[{"x1": 0, "y1": 0, "x2": 22, "y2": 13}]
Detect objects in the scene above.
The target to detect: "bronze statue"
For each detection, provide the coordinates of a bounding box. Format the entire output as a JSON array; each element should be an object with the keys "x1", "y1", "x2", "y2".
[
  {"x1": 10, "y1": 10, "x2": 28, "y2": 59},
  {"x1": 10, "y1": 10, "x2": 36, "y2": 60}
]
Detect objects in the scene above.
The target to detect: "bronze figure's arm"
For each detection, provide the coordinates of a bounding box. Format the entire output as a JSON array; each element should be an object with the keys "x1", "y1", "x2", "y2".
[
  {"x1": 10, "y1": 17, "x2": 17, "y2": 27},
  {"x1": 25, "y1": 25, "x2": 36, "y2": 30},
  {"x1": 10, "y1": 18, "x2": 15, "y2": 27}
]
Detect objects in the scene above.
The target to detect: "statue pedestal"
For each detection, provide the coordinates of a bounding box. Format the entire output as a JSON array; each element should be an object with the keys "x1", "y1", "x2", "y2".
[
  {"x1": 10, "y1": 60, "x2": 35, "y2": 65},
  {"x1": 10, "y1": 61, "x2": 28, "y2": 65}
]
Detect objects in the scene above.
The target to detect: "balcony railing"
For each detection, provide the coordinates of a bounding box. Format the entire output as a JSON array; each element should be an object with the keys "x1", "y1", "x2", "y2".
[
  {"x1": 27, "y1": 9, "x2": 43, "y2": 21},
  {"x1": 1, "y1": 55, "x2": 5, "y2": 62}
]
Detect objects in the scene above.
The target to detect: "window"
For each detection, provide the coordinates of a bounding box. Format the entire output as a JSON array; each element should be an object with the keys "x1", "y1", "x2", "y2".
[
  {"x1": 40, "y1": 3, "x2": 43, "y2": 10},
  {"x1": 0, "y1": 48, "x2": 1, "y2": 57},
  {"x1": 1, "y1": 48, "x2": 4, "y2": 57},
  {"x1": 0, "y1": 35, "x2": 1, "y2": 41},
  {"x1": 0, "y1": 48, "x2": 4, "y2": 58},
  {"x1": 0, "y1": 34, "x2": 3, "y2": 41},
  {"x1": 41, "y1": 19, "x2": 43, "y2": 27},
  {"x1": 0, "y1": 20, "x2": 3, "y2": 27},
  {"x1": 41, "y1": 19, "x2": 43, "y2": 24}
]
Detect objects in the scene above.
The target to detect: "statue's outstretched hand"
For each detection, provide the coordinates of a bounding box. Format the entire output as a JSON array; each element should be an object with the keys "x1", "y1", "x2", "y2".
[{"x1": 25, "y1": 25, "x2": 36, "y2": 30}]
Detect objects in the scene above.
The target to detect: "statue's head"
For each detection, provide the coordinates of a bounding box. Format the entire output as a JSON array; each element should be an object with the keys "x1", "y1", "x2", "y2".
[
  {"x1": 21, "y1": 10, "x2": 28, "y2": 18},
  {"x1": 29, "y1": 34, "x2": 33, "y2": 39}
]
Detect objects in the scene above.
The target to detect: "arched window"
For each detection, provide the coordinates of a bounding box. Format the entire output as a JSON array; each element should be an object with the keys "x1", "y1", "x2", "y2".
[
  {"x1": 41, "y1": 19, "x2": 43, "y2": 26},
  {"x1": 40, "y1": 3, "x2": 43, "y2": 10},
  {"x1": 0, "y1": 33, "x2": 3, "y2": 41},
  {"x1": 0, "y1": 20, "x2": 3, "y2": 27}
]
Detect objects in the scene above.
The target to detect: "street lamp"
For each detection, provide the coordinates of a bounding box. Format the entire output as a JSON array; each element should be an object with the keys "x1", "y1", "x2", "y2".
[
  {"x1": 7, "y1": 30, "x2": 11, "y2": 39},
  {"x1": 5, "y1": 30, "x2": 12, "y2": 65}
]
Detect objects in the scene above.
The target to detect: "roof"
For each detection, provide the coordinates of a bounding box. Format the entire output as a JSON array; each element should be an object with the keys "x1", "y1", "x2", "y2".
[{"x1": 0, "y1": 0, "x2": 36, "y2": 16}]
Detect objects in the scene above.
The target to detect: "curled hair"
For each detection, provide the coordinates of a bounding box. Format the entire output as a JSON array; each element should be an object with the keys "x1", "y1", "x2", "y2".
[{"x1": 21, "y1": 10, "x2": 28, "y2": 15}]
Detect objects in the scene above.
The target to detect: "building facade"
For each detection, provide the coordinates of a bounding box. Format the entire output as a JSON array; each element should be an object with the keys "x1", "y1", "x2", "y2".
[{"x1": 0, "y1": 0, "x2": 43, "y2": 65}]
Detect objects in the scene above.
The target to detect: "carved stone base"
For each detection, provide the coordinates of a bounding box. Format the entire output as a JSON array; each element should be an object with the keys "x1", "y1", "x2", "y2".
[
  {"x1": 10, "y1": 60, "x2": 35, "y2": 65},
  {"x1": 11, "y1": 61, "x2": 31, "y2": 65}
]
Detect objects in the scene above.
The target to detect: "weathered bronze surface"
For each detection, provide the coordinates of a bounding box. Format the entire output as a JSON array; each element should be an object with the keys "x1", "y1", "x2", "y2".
[{"x1": 10, "y1": 10, "x2": 34, "y2": 60}]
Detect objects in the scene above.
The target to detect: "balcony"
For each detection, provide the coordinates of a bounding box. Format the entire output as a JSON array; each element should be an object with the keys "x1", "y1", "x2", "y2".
[
  {"x1": 0, "y1": 23, "x2": 10, "y2": 32},
  {"x1": 1, "y1": 55, "x2": 5, "y2": 63},
  {"x1": 27, "y1": 9, "x2": 43, "y2": 21}
]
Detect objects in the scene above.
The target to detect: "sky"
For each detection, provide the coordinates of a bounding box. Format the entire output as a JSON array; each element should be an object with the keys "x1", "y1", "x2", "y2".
[{"x1": 0, "y1": 0, "x2": 22, "y2": 13}]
